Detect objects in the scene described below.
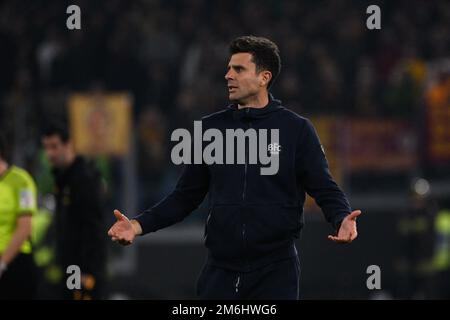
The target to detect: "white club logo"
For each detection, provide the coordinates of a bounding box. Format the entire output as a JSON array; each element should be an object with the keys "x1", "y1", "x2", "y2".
[{"x1": 268, "y1": 143, "x2": 281, "y2": 155}]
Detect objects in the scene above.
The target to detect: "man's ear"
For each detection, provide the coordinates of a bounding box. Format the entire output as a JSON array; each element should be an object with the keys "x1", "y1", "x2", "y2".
[{"x1": 260, "y1": 71, "x2": 272, "y2": 87}]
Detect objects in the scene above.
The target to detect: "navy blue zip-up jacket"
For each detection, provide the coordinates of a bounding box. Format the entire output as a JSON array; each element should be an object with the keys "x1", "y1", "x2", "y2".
[{"x1": 135, "y1": 94, "x2": 351, "y2": 272}]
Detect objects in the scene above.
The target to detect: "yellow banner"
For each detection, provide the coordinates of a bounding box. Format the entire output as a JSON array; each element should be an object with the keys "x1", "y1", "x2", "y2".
[{"x1": 68, "y1": 93, "x2": 132, "y2": 156}]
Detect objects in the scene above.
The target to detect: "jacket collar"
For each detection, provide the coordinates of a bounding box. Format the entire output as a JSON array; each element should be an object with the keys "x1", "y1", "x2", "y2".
[{"x1": 229, "y1": 93, "x2": 284, "y2": 122}]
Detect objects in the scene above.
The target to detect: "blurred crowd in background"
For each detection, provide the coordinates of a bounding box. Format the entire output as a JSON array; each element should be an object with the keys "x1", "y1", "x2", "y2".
[{"x1": 0, "y1": 0, "x2": 449, "y2": 299}]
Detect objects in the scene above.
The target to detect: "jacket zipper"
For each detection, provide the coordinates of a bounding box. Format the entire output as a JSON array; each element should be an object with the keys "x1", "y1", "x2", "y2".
[
  {"x1": 242, "y1": 110, "x2": 251, "y2": 201},
  {"x1": 241, "y1": 111, "x2": 251, "y2": 271},
  {"x1": 235, "y1": 274, "x2": 241, "y2": 293},
  {"x1": 242, "y1": 164, "x2": 248, "y2": 199},
  {"x1": 204, "y1": 209, "x2": 212, "y2": 241}
]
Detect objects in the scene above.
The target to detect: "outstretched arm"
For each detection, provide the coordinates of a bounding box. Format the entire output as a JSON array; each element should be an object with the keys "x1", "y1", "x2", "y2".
[
  {"x1": 108, "y1": 162, "x2": 210, "y2": 245},
  {"x1": 296, "y1": 119, "x2": 361, "y2": 243}
]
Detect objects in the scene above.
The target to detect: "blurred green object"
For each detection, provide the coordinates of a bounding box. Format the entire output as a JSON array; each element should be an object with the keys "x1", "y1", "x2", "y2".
[
  {"x1": 93, "y1": 155, "x2": 112, "y2": 196},
  {"x1": 45, "y1": 264, "x2": 63, "y2": 284},
  {"x1": 35, "y1": 149, "x2": 55, "y2": 195},
  {"x1": 32, "y1": 208, "x2": 54, "y2": 269},
  {"x1": 31, "y1": 208, "x2": 52, "y2": 247},
  {"x1": 435, "y1": 210, "x2": 450, "y2": 235},
  {"x1": 31, "y1": 208, "x2": 62, "y2": 284},
  {"x1": 431, "y1": 210, "x2": 450, "y2": 271}
]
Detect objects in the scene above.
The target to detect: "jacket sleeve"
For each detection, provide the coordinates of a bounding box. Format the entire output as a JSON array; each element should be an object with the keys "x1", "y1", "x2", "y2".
[
  {"x1": 134, "y1": 162, "x2": 210, "y2": 234},
  {"x1": 296, "y1": 119, "x2": 351, "y2": 230}
]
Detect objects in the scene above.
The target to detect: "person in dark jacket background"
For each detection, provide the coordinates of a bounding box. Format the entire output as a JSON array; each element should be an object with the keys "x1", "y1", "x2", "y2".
[
  {"x1": 108, "y1": 35, "x2": 362, "y2": 299},
  {"x1": 42, "y1": 123, "x2": 106, "y2": 300}
]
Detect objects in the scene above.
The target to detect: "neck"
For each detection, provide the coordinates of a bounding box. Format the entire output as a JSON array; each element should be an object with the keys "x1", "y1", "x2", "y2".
[
  {"x1": 0, "y1": 160, "x2": 9, "y2": 176},
  {"x1": 238, "y1": 91, "x2": 269, "y2": 109}
]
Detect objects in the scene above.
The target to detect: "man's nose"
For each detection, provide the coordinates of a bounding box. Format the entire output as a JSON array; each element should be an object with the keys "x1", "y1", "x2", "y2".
[{"x1": 225, "y1": 70, "x2": 234, "y2": 80}]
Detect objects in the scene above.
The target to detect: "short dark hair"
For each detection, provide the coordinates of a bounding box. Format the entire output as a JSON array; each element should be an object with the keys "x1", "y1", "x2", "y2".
[
  {"x1": 42, "y1": 121, "x2": 70, "y2": 143},
  {"x1": 229, "y1": 35, "x2": 281, "y2": 88},
  {"x1": 0, "y1": 131, "x2": 10, "y2": 163}
]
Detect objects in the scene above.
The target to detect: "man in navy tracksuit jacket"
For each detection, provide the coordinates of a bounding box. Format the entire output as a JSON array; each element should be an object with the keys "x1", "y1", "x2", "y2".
[{"x1": 108, "y1": 36, "x2": 361, "y2": 300}]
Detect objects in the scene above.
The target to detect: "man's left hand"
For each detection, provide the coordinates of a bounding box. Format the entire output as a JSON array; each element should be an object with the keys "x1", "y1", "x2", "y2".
[{"x1": 328, "y1": 210, "x2": 361, "y2": 244}]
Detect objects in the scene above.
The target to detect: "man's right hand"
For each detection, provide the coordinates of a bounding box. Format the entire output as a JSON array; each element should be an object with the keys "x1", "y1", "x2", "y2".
[{"x1": 107, "y1": 209, "x2": 142, "y2": 246}]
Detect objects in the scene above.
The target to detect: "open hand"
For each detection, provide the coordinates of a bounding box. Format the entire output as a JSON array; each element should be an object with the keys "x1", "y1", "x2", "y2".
[
  {"x1": 107, "y1": 209, "x2": 136, "y2": 246},
  {"x1": 328, "y1": 210, "x2": 361, "y2": 244}
]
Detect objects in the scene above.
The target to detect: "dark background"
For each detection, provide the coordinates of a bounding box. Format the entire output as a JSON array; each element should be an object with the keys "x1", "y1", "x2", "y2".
[{"x1": 0, "y1": 0, "x2": 449, "y2": 299}]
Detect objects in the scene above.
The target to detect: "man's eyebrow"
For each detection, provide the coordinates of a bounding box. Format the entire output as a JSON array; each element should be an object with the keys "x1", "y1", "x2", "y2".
[{"x1": 227, "y1": 64, "x2": 246, "y2": 70}]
